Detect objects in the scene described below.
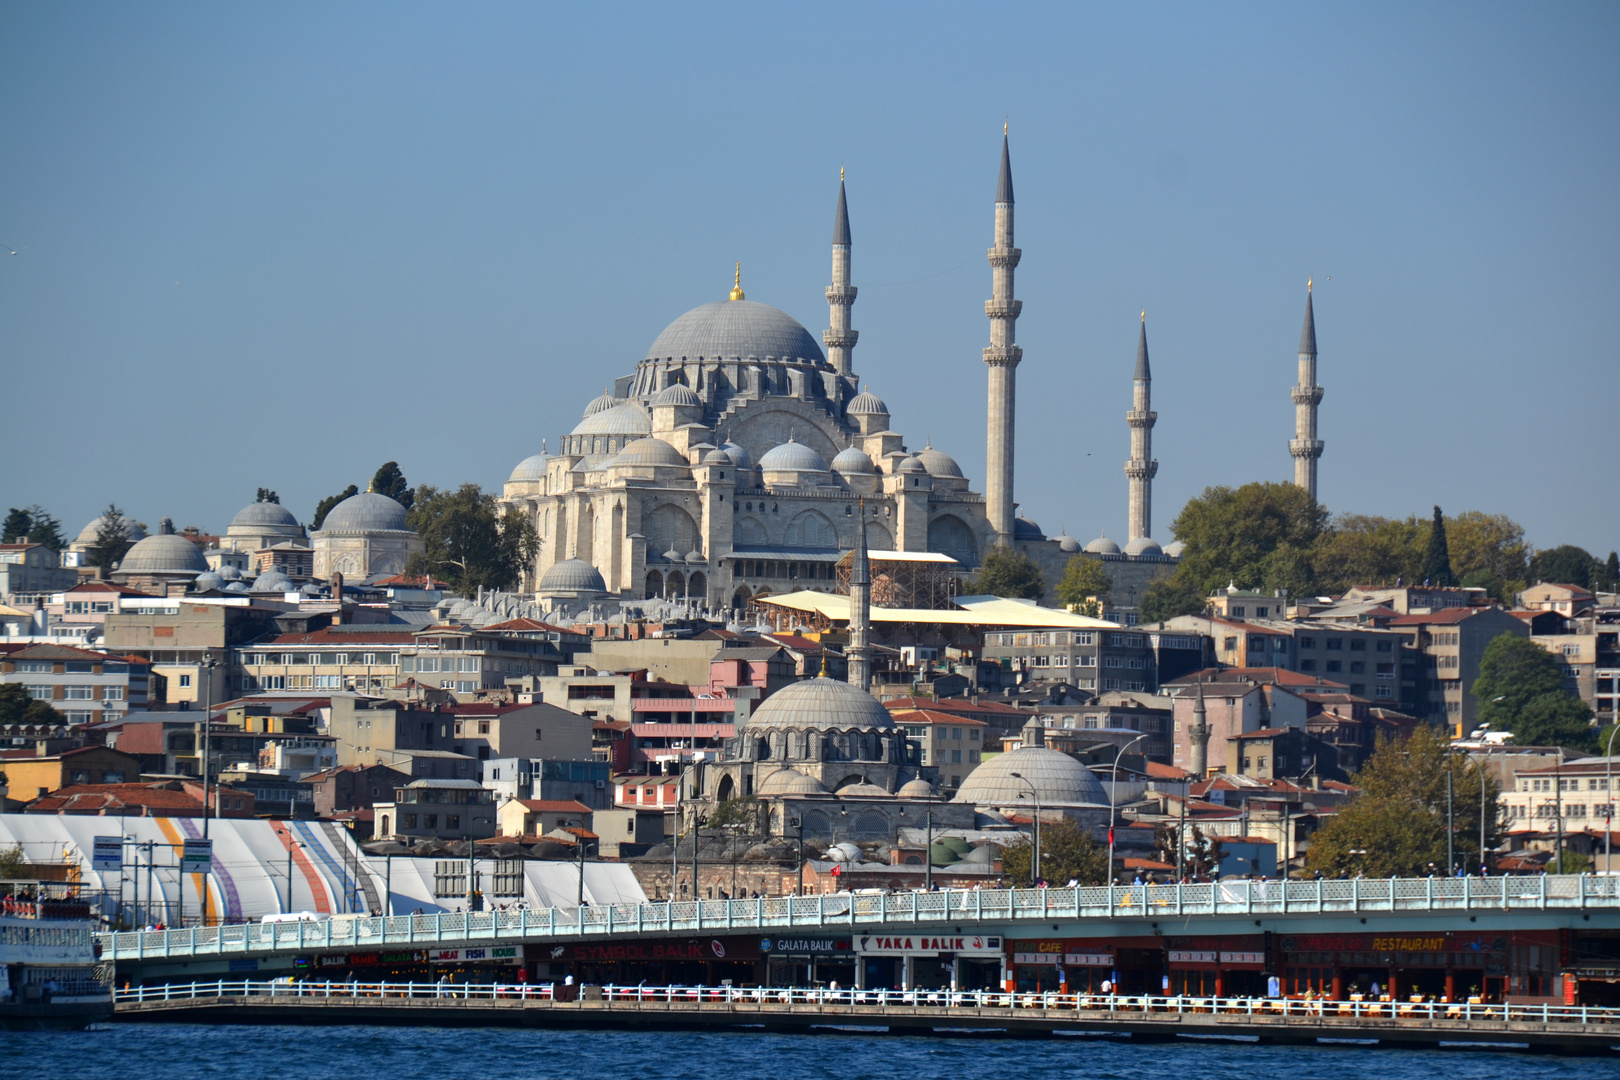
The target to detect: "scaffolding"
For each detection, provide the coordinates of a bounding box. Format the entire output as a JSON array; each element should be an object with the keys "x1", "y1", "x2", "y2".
[{"x1": 835, "y1": 550, "x2": 960, "y2": 610}]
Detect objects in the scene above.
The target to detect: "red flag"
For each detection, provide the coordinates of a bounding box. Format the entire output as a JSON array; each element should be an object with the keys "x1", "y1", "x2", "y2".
[
  {"x1": 1108, "y1": 826, "x2": 1115, "y2": 846},
  {"x1": 830, "y1": 864, "x2": 841, "y2": 877}
]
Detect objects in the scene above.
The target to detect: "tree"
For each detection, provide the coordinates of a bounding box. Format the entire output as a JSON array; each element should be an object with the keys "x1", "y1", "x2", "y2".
[
  {"x1": 2, "y1": 508, "x2": 32, "y2": 544},
  {"x1": 87, "y1": 504, "x2": 136, "y2": 571},
  {"x1": 405, "y1": 483, "x2": 539, "y2": 596},
  {"x1": 0, "y1": 845, "x2": 27, "y2": 880},
  {"x1": 311, "y1": 485, "x2": 359, "y2": 531},
  {"x1": 255, "y1": 488, "x2": 280, "y2": 505},
  {"x1": 1421, "y1": 506, "x2": 1456, "y2": 587},
  {"x1": 1473, "y1": 632, "x2": 1595, "y2": 751},
  {"x1": 707, "y1": 796, "x2": 761, "y2": 831},
  {"x1": 3, "y1": 505, "x2": 64, "y2": 551},
  {"x1": 1054, "y1": 556, "x2": 1111, "y2": 616},
  {"x1": 963, "y1": 545, "x2": 1045, "y2": 600},
  {"x1": 370, "y1": 461, "x2": 414, "y2": 510},
  {"x1": 1152, "y1": 821, "x2": 1224, "y2": 879},
  {"x1": 1307, "y1": 726, "x2": 1499, "y2": 878},
  {"x1": 998, "y1": 818, "x2": 1109, "y2": 887},
  {"x1": 1310, "y1": 514, "x2": 1426, "y2": 594},
  {"x1": 1166, "y1": 482, "x2": 1328, "y2": 596},
  {"x1": 1446, "y1": 511, "x2": 1530, "y2": 601},
  {"x1": 1529, "y1": 544, "x2": 1602, "y2": 589},
  {"x1": 0, "y1": 682, "x2": 66, "y2": 727},
  {"x1": 1138, "y1": 570, "x2": 1207, "y2": 623},
  {"x1": 1606, "y1": 552, "x2": 1620, "y2": 592}
]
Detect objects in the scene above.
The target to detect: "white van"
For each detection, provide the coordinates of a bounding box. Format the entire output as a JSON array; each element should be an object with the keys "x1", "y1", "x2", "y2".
[{"x1": 261, "y1": 911, "x2": 327, "y2": 925}]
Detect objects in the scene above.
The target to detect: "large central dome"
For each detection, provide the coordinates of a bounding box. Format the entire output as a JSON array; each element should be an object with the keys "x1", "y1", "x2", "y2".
[
  {"x1": 646, "y1": 300, "x2": 825, "y2": 364},
  {"x1": 747, "y1": 677, "x2": 894, "y2": 730}
]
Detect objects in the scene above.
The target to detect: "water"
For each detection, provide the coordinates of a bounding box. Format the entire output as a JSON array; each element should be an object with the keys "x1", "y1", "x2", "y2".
[{"x1": 8, "y1": 1025, "x2": 1618, "y2": 1080}]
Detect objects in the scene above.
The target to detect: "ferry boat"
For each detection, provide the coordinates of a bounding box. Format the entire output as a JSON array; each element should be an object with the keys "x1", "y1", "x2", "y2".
[{"x1": 0, "y1": 881, "x2": 114, "y2": 1030}]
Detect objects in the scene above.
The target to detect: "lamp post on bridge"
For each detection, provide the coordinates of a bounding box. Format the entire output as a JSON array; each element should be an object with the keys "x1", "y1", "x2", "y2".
[
  {"x1": 1105, "y1": 733, "x2": 1150, "y2": 882},
  {"x1": 1009, "y1": 773, "x2": 1041, "y2": 885}
]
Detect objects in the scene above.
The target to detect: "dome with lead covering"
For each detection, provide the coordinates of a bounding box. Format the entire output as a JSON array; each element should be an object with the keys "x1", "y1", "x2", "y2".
[
  {"x1": 508, "y1": 453, "x2": 550, "y2": 482},
  {"x1": 116, "y1": 534, "x2": 208, "y2": 576},
  {"x1": 583, "y1": 389, "x2": 620, "y2": 418},
  {"x1": 916, "y1": 444, "x2": 963, "y2": 479},
  {"x1": 847, "y1": 390, "x2": 889, "y2": 415},
  {"x1": 652, "y1": 383, "x2": 702, "y2": 408},
  {"x1": 75, "y1": 515, "x2": 147, "y2": 546},
  {"x1": 1013, "y1": 516, "x2": 1044, "y2": 541},
  {"x1": 230, "y1": 502, "x2": 300, "y2": 530},
  {"x1": 646, "y1": 300, "x2": 824, "y2": 364},
  {"x1": 897, "y1": 456, "x2": 926, "y2": 474},
  {"x1": 954, "y1": 745, "x2": 1107, "y2": 807},
  {"x1": 1085, "y1": 534, "x2": 1120, "y2": 555},
  {"x1": 194, "y1": 571, "x2": 225, "y2": 591},
  {"x1": 250, "y1": 570, "x2": 293, "y2": 594},
  {"x1": 1164, "y1": 540, "x2": 1186, "y2": 558},
  {"x1": 759, "y1": 439, "x2": 828, "y2": 473},
  {"x1": 571, "y1": 402, "x2": 652, "y2": 437},
  {"x1": 538, "y1": 559, "x2": 607, "y2": 594},
  {"x1": 831, "y1": 447, "x2": 876, "y2": 474},
  {"x1": 720, "y1": 442, "x2": 753, "y2": 470},
  {"x1": 320, "y1": 492, "x2": 410, "y2": 533},
  {"x1": 756, "y1": 767, "x2": 829, "y2": 795},
  {"x1": 1124, "y1": 537, "x2": 1163, "y2": 557},
  {"x1": 611, "y1": 437, "x2": 687, "y2": 468},
  {"x1": 1054, "y1": 532, "x2": 1081, "y2": 553},
  {"x1": 898, "y1": 778, "x2": 935, "y2": 798},
  {"x1": 746, "y1": 677, "x2": 894, "y2": 730}
]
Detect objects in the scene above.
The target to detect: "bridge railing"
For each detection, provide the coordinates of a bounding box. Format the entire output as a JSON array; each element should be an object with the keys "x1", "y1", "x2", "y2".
[
  {"x1": 100, "y1": 874, "x2": 1620, "y2": 961},
  {"x1": 113, "y1": 978, "x2": 1620, "y2": 1028}
]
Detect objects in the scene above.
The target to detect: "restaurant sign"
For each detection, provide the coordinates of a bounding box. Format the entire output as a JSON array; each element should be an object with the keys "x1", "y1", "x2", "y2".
[
  {"x1": 857, "y1": 935, "x2": 1002, "y2": 958},
  {"x1": 429, "y1": 946, "x2": 522, "y2": 965},
  {"x1": 759, "y1": 937, "x2": 852, "y2": 956}
]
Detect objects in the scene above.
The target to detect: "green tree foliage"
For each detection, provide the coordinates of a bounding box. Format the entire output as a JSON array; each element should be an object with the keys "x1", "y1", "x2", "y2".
[
  {"x1": 964, "y1": 545, "x2": 1045, "y2": 600},
  {"x1": 88, "y1": 504, "x2": 137, "y2": 571},
  {"x1": 1054, "y1": 556, "x2": 1111, "y2": 616},
  {"x1": 1606, "y1": 552, "x2": 1620, "y2": 592},
  {"x1": 0, "y1": 844, "x2": 28, "y2": 880},
  {"x1": 707, "y1": 796, "x2": 761, "y2": 831},
  {"x1": 1473, "y1": 633, "x2": 1596, "y2": 751},
  {"x1": 0, "y1": 683, "x2": 66, "y2": 727},
  {"x1": 998, "y1": 817, "x2": 1109, "y2": 886},
  {"x1": 1167, "y1": 482, "x2": 1327, "y2": 596},
  {"x1": 1310, "y1": 514, "x2": 1426, "y2": 594},
  {"x1": 1529, "y1": 544, "x2": 1602, "y2": 589},
  {"x1": 1307, "y1": 726, "x2": 1499, "y2": 878},
  {"x1": 405, "y1": 483, "x2": 539, "y2": 597},
  {"x1": 370, "y1": 461, "x2": 414, "y2": 510},
  {"x1": 1446, "y1": 511, "x2": 1530, "y2": 601},
  {"x1": 1138, "y1": 570, "x2": 1208, "y2": 623},
  {"x1": 1549, "y1": 850, "x2": 1593, "y2": 875},
  {"x1": 311, "y1": 485, "x2": 359, "y2": 531},
  {"x1": 1152, "y1": 821, "x2": 1224, "y2": 879},
  {"x1": 255, "y1": 488, "x2": 280, "y2": 505},
  {"x1": 1, "y1": 508, "x2": 29, "y2": 544},
  {"x1": 3, "y1": 505, "x2": 65, "y2": 551},
  {"x1": 1421, "y1": 506, "x2": 1457, "y2": 587}
]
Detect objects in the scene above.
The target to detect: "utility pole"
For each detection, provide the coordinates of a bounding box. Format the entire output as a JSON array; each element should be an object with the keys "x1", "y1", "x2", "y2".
[{"x1": 1446, "y1": 767, "x2": 1455, "y2": 876}]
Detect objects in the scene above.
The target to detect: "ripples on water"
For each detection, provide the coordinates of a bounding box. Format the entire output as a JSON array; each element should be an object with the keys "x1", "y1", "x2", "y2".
[{"x1": 7, "y1": 1024, "x2": 1613, "y2": 1080}]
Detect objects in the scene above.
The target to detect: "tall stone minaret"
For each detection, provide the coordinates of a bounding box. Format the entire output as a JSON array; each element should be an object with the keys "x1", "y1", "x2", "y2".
[
  {"x1": 846, "y1": 502, "x2": 872, "y2": 691},
  {"x1": 1187, "y1": 680, "x2": 1210, "y2": 778},
  {"x1": 824, "y1": 170, "x2": 858, "y2": 378},
  {"x1": 984, "y1": 129, "x2": 1023, "y2": 546},
  {"x1": 1125, "y1": 312, "x2": 1158, "y2": 543},
  {"x1": 1289, "y1": 281, "x2": 1324, "y2": 500}
]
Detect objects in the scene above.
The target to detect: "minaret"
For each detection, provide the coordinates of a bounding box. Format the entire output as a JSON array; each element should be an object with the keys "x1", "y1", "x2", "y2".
[
  {"x1": 1289, "y1": 281, "x2": 1324, "y2": 500},
  {"x1": 1188, "y1": 680, "x2": 1210, "y2": 778},
  {"x1": 846, "y1": 501, "x2": 873, "y2": 691},
  {"x1": 983, "y1": 128, "x2": 1023, "y2": 545},
  {"x1": 824, "y1": 169, "x2": 858, "y2": 377},
  {"x1": 1125, "y1": 312, "x2": 1158, "y2": 543}
]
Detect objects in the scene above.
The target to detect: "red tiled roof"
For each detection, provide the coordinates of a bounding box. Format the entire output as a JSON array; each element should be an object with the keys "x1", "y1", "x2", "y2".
[
  {"x1": 257, "y1": 628, "x2": 417, "y2": 645},
  {"x1": 887, "y1": 709, "x2": 988, "y2": 727},
  {"x1": 1145, "y1": 761, "x2": 1192, "y2": 780},
  {"x1": 481, "y1": 618, "x2": 573, "y2": 634},
  {"x1": 25, "y1": 782, "x2": 206, "y2": 813},
  {"x1": 512, "y1": 799, "x2": 593, "y2": 813},
  {"x1": 883, "y1": 697, "x2": 1033, "y2": 716},
  {"x1": 1388, "y1": 609, "x2": 1483, "y2": 626}
]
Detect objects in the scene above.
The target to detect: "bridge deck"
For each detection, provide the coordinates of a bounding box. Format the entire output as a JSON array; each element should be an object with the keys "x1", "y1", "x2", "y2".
[
  {"x1": 112, "y1": 982, "x2": 1620, "y2": 1053},
  {"x1": 100, "y1": 875, "x2": 1620, "y2": 962}
]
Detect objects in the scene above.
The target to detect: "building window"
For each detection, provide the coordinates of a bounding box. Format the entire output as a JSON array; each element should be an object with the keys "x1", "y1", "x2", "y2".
[
  {"x1": 1350, "y1": 661, "x2": 1365, "y2": 674},
  {"x1": 103, "y1": 687, "x2": 124, "y2": 700},
  {"x1": 1299, "y1": 637, "x2": 1315, "y2": 649},
  {"x1": 178, "y1": 674, "x2": 192, "y2": 688},
  {"x1": 1326, "y1": 661, "x2": 1342, "y2": 673},
  {"x1": 1299, "y1": 660, "x2": 1316, "y2": 672},
  {"x1": 66, "y1": 686, "x2": 94, "y2": 700},
  {"x1": 1326, "y1": 639, "x2": 1343, "y2": 651}
]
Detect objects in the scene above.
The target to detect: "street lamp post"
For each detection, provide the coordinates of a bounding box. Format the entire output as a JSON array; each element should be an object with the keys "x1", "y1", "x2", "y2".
[
  {"x1": 898, "y1": 789, "x2": 938, "y2": 891},
  {"x1": 1606, "y1": 726, "x2": 1620, "y2": 873},
  {"x1": 1107, "y1": 733, "x2": 1151, "y2": 881},
  {"x1": 566, "y1": 819, "x2": 593, "y2": 908},
  {"x1": 1008, "y1": 772, "x2": 1041, "y2": 885},
  {"x1": 788, "y1": 815, "x2": 806, "y2": 896}
]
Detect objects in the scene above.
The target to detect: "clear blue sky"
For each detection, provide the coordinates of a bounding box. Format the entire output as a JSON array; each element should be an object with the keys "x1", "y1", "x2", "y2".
[{"x1": 3, "y1": 3, "x2": 1616, "y2": 556}]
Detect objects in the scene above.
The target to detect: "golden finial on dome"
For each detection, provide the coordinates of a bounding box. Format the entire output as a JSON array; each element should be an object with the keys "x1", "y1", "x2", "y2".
[
  {"x1": 729, "y1": 262, "x2": 745, "y2": 301},
  {"x1": 1004, "y1": 119, "x2": 1008, "y2": 136},
  {"x1": 1307, "y1": 276, "x2": 1313, "y2": 292},
  {"x1": 840, "y1": 165, "x2": 845, "y2": 182}
]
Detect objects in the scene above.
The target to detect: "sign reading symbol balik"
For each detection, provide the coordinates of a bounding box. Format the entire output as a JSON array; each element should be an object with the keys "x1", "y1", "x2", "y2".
[{"x1": 180, "y1": 839, "x2": 213, "y2": 875}]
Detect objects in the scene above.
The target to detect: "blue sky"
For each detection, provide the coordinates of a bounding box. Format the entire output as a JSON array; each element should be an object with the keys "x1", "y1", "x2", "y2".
[{"x1": 2, "y1": 3, "x2": 1616, "y2": 556}]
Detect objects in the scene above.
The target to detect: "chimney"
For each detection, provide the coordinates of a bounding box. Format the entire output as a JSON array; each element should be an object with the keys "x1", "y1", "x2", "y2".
[{"x1": 332, "y1": 573, "x2": 344, "y2": 624}]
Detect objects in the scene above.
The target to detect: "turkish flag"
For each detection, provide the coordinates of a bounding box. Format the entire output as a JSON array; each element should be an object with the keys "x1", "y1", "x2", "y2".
[
  {"x1": 831, "y1": 864, "x2": 842, "y2": 877},
  {"x1": 1107, "y1": 826, "x2": 1115, "y2": 846}
]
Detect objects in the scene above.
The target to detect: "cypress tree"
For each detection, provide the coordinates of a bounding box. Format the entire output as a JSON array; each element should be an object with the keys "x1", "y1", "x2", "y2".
[
  {"x1": 1422, "y1": 506, "x2": 1456, "y2": 587},
  {"x1": 1607, "y1": 551, "x2": 1619, "y2": 592}
]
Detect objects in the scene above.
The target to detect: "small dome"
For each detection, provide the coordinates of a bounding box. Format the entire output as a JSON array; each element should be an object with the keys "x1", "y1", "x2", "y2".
[
  {"x1": 720, "y1": 442, "x2": 753, "y2": 470},
  {"x1": 897, "y1": 456, "x2": 926, "y2": 474},
  {"x1": 320, "y1": 492, "x2": 410, "y2": 533},
  {"x1": 898, "y1": 778, "x2": 935, "y2": 798},
  {"x1": 194, "y1": 571, "x2": 225, "y2": 591},
  {"x1": 508, "y1": 453, "x2": 550, "y2": 482},
  {"x1": 757, "y1": 767, "x2": 828, "y2": 796},
  {"x1": 217, "y1": 564, "x2": 243, "y2": 581},
  {"x1": 702, "y1": 448, "x2": 733, "y2": 466},
  {"x1": 611, "y1": 437, "x2": 688, "y2": 468},
  {"x1": 652, "y1": 383, "x2": 702, "y2": 408},
  {"x1": 646, "y1": 299, "x2": 824, "y2": 363},
  {"x1": 75, "y1": 515, "x2": 147, "y2": 546},
  {"x1": 915, "y1": 445, "x2": 963, "y2": 479},
  {"x1": 224, "y1": 581, "x2": 250, "y2": 594},
  {"x1": 538, "y1": 559, "x2": 607, "y2": 594},
  {"x1": 954, "y1": 746, "x2": 1108, "y2": 806},
  {"x1": 1164, "y1": 540, "x2": 1186, "y2": 558},
  {"x1": 1054, "y1": 533, "x2": 1081, "y2": 553},
  {"x1": 746, "y1": 676, "x2": 894, "y2": 730},
  {"x1": 662, "y1": 546, "x2": 682, "y2": 562},
  {"x1": 1124, "y1": 537, "x2": 1164, "y2": 557},
  {"x1": 848, "y1": 390, "x2": 889, "y2": 415},
  {"x1": 831, "y1": 447, "x2": 876, "y2": 474},
  {"x1": 1013, "y1": 516, "x2": 1045, "y2": 541},
  {"x1": 684, "y1": 550, "x2": 705, "y2": 564},
  {"x1": 837, "y1": 781, "x2": 890, "y2": 797},
  {"x1": 230, "y1": 501, "x2": 300, "y2": 530},
  {"x1": 1085, "y1": 534, "x2": 1121, "y2": 555},
  {"x1": 759, "y1": 439, "x2": 828, "y2": 473},
  {"x1": 116, "y1": 534, "x2": 209, "y2": 576},
  {"x1": 571, "y1": 402, "x2": 652, "y2": 437},
  {"x1": 299, "y1": 583, "x2": 322, "y2": 597},
  {"x1": 250, "y1": 570, "x2": 293, "y2": 594},
  {"x1": 582, "y1": 389, "x2": 620, "y2": 418}
]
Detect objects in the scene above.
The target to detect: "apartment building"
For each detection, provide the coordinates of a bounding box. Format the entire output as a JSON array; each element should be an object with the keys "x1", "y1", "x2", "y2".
[
  {"x1": 888, "y1": 708, "x2": 986, "y2": 791},
  {"x1": 979, "y1": 626, "x2": 1156, "y2": 693},
  {"x1": 1387, "y1": 607, "x2": 1529, "y2": 731},
  {"x1": 0, "y1": 644, "x2": 150, "y2": 728}
]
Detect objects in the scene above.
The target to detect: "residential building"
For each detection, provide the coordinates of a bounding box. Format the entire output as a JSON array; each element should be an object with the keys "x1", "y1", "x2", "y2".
[
  {"x1": 1340, "y1": 584, "x2": 1490, "y2": 615},
  {"x1": 1519, "y1": 584, "x2": 1596, "y2": 617},
  {"x1": 1150, "y1": 614, "x2": 1406, "y2": 704},
  {"x1": 400, "y1": 624, "x2": 569, "y2": 693},
  {"x1": 590, "y1": 807, "x2": 668, "y2": 857},
  {"x1": 612, "y1": 773, "x2": 679, "y2": 811},
  {"x1": 0, "y1": 544, "x2": 79, "y2": 605},
  {"x1": 1500, "y1": 756, "x2": 1620, "y2": 872},
  {"x1": 445, "y1": 701, "x2": 593, "y2": 763},
  {"x1": 23, "y1": 778, "x2": 255, "y2": 817},
  {"x1": 0, "y1": 644, "x2": 150, "y2": 727},
  {"x1": 374, "y1": 778, "x2": 496, "y2": 843},
  {"x1": 0, "y1": 745, "x2": 143, "y2": 801},
  {"x1": 304, "y1": 763, "x2": 412, "y2": 818},
  {"x1": 1040, "y1": 691, "x2": 1174, "y2": 764},
  {"x1": 979, "y1": 626, "x2": 1156, "y2": 694},
  {"x1": 495, "y1": 798, "x2": 594, "y2": 838},
  {"x1": 1163, "y1": 672, "x2": 1313, "y2": 776},
  {"x1": 888, "y1": 708, "x2": 987, "y2": 791},
  {"x1": 1388, "y1": 607, "x2": 1529, "y2": 731},
  {"x1": 327, "y1": 696, "x2": 459, "y2": 767},
  {"x1": 236, "y1": 627, "x2": 414, "y2": 693},
  {"x1": 880, "y1": 695, "x2": 1037, "y2": 747},
  {"x1": 482, "y1": 757, "x2": 613, "y2": 808}
]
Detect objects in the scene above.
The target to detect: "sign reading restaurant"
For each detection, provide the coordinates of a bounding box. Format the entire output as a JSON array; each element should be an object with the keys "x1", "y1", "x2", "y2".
[{"x1": 858, "y1": 935, "x2": 1002, "y2": 958}]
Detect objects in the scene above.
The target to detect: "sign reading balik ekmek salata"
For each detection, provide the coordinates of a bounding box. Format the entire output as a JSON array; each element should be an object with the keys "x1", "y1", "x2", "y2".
[{"x1": 857, "y1": 934, "x2": 1002, "y2": 957}]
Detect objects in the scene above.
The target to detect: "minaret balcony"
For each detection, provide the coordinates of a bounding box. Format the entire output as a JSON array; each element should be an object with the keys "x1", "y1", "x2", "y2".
[
  {"x1": 825, "y1": 285, "x2": 858, "y2": 303},
  {"x1": 986, "y1": 246, "x2": 1022, "y2": 268},
  {"x1": 823, "y1": 330, "x2": 858, "y2": 348},
  {"x1": 1291, "y1": 385, "x2": 1324, "y2": 406},
  {"x1": 984, "y1": 299, "x2": 1023, "y2": 318},
  {"x1": 1124, "y1": 460, "x2": 1159, "y2": 480},
  {"x1": 1126, "y1": 409, "x2": 1157, "y2": 426},
  {"x1": 1289, "y1": 438, "x2": 1324, "y2": 458},
  {"x1": 982, "y1": 344, "x2": 1023, "y2": 367}
]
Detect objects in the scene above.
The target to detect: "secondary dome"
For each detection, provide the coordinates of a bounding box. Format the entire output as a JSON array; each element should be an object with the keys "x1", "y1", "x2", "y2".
[
  {"x1": 1013, "y1": 516, "x2": 1045, "y2": 541},
  {"x1": 1054, "y1": 532, "x2": 1081, "y2": 553},
  {"x1": 897, "y1": 456, "x2": 926, "y2": 474},
  {"x1": 320, "y1": 492, "x2": 409, "y2": 533},
  {"x1": 647, "y1": 299, "x2": 825, "y2": 364},
  {"x1": 756, "y1": 767, "x2": 829, "y2": 796},
  {"x1": 508, "y1": 453, "x2": 550, "y2": 482},
  {"x1": 1085, "y1": 534, "x2": 1120, "y2": 555},
  {"x1": 759, "y1": 440, "x2": 828, "y2": 473},
  {"x1": 1124, "y1": 537, "x2": 1164, "y2": 557},
  {"x1": 831, "y1": 447, "x2": 876, "y2": 474},
  {"x1": 230, "y1": 501, "x2": 299, "y2": 530},
  {"x1": 75, "y1": 516, "x2": 147, "y2": 546},
  {"x1": 652, "y1": 383, "x2": 702, "y2": 408},
  {"x1": 720, "y1": 442, "x2": 753, "y2": 470},
  {"x1": 916, "y1": 445, "x2": 963, "y2": 478},
  {"x1": 847, "y1": 390, "x2": 889, "y2": 415},
  {"x1": 612, "y1": 437, "x2": 687, "y2": 468},
  {"x1": 538, "y1": 559, "x2": 606, "y2": 594},
  {"x1": 898, "y1": 778, "x2": 935, "y2": 798},
  {"x1": 116, "y1": 534, "x2": 208, "y2": 576},
  {"x1": 572, "y1": 402, "x2": 652, "y2": 438},
  {"x1": 194, "y1": 571, "x2": 225, "y2": 591},
  {"x1": 746, "y1": 677, "x2": 894, "y2": 730},
  {"x1": 582, "y1": 389, "x2": 619, "y2": 418},
  {"x1": 1164, "y1": 540, "x2": 1186, "y2": 558},
  {"x1": 250, "y1": 570, "x2": 293, "y2": 593},
  {"x1": 954, "y1": 746, "x2": 1108, "y2": 806}
]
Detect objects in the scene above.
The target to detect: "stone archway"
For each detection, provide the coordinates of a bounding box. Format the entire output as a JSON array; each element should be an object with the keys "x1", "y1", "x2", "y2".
[
  {"x1": 645, "y1": 569, "x2": 664, "y2": 599},
  {"x1": 716, "y1": 774, "x2": 736, "y2": 803}
]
